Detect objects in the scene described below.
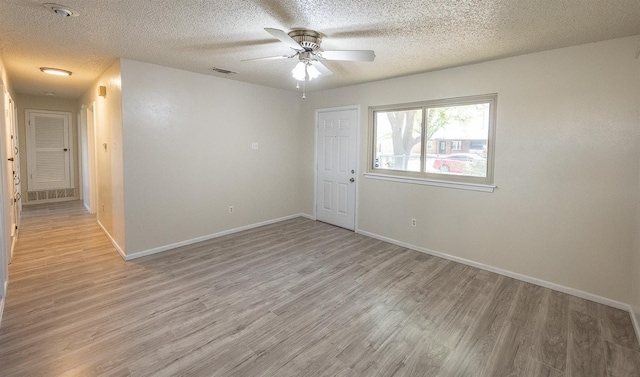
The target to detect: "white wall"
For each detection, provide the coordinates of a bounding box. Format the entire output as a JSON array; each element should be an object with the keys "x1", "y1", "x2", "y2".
[
  {"x1": 301, "y1": 36, "x2": 640, "y2": 305},
  {"x1": 120, "y1": 59, "x2": 305, "y2": 255},
  {"x1": 78, "y1": 60, "x2": 126, "y2": 252}
]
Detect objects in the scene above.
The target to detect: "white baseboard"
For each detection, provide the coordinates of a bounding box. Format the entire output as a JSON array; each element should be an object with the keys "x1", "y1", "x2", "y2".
[
  {"x1": 630, "y1": 306, "x2": 640, "y2": 345},
  {"x1": 0, "y1": 296, "x2": 4, "y2": 329},
  {"x1": 300, "y1": 213, "x2": 315, "y2": 220},
  {"x1": 356, "y1": 229, "x2": 630, "y2": 312},
  {"x1": 96, "y1": 220, "x2": 127, "y2": 261},
  {"x1": 125, "y1": 213, "x2": 312, "y2": 261}
]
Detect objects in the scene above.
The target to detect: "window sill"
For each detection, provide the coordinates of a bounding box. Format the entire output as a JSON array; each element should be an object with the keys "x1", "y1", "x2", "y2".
[{"x1": 363, "y1": 173, "x2": 496, "y2": 193}]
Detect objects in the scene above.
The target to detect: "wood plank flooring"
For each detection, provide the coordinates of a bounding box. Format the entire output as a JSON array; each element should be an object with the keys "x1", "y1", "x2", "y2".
[{"x1": 1, "y1": 200, "x2": 639, "y2": 376}]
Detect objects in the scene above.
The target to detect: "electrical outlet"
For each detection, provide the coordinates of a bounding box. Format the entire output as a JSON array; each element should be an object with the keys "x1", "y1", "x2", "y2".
[
  {"x1": 411, "y1": 218, "x2": 417, "y2": 227},
  {"x1": 251, "y1": 142, "x2": 258, "y2": 150},
  {"x1": 229, "y1": 206, "x2": 234, "y2": 214}
]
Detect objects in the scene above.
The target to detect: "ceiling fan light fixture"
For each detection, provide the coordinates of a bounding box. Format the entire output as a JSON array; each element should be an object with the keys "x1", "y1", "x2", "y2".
[
  {"x1": 40, "y1": 67, "x2": 72, "y2": 76},
  {"x1": 292, "y1": 61, "x2": 306, "y2": 81},
  {"x1": 307, "y1": 64, "x2": 321, "y2": 80}
]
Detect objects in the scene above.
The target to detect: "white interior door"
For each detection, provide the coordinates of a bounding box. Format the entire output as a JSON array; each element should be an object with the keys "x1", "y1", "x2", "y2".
[
  {"x1": 12, "y1": 101, "x2": 21, "y2": 214},
  {"x1": 0, "y1": 83, "x2": 9, "y2": 296},
  {"x1": 26, "y1": 110, "x2": 72, "y2": 190},
  {"x1": 7, "y1": 97, "x2": 19, "y2": 261},
  {"x1": 316, "y1": 107, "x2": 358, "y2": 230}
]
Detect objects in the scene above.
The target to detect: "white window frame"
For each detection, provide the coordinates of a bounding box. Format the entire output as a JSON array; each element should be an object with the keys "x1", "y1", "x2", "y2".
[{"x1": 366, "y1": 94, "x2": 497, "y2": 191}]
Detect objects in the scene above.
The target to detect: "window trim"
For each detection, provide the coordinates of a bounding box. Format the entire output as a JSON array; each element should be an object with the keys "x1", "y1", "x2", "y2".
[{"x1": 368, "y1": 94, "x2": 497, "y2": 186}]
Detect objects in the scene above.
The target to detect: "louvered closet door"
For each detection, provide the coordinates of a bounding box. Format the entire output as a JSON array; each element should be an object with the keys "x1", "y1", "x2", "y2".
[{"x1": 27, "y1": 111, "x2": 72, "y2": 190}]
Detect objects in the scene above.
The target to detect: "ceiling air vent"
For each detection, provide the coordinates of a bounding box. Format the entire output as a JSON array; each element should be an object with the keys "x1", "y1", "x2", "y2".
[{"x1": 210, "y1": 67, "x2": 237, "y2": 75}]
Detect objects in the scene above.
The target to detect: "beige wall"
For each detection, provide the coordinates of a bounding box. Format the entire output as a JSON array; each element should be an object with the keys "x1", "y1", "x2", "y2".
[
  {"x1": 78, "y1": 60, "x2": 125, "y2": 251},
  {"x1": 120, "y1": 59, "x2": 305, "y2": 255},
  {"x1": 301, "y1": 36, "x2": 640, "y2": 304},
  {"x1": 15, "y1": 95, "x2": 80, "y2": 200}
]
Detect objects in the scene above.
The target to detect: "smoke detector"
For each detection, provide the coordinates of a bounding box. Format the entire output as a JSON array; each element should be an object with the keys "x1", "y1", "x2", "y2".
[{"x1": 44, "y1": 3, "x2": 79, "y2": 17}]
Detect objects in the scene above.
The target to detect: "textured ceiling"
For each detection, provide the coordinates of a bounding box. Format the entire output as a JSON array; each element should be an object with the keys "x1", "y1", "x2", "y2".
[{"x1": 1, "y1": 0, "x2": 640, "y2": 98}]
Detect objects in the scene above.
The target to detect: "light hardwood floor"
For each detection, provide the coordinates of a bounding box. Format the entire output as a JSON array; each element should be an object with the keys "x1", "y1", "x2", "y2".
[{"x1": 1, "y1": 201, "x2": 639, "y2": 376}]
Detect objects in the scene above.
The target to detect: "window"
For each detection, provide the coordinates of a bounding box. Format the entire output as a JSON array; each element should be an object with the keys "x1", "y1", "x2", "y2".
[
  {"x1": 372, "y1": 108, "x2": 422, "y2": 172},
  {"x1": 370, "y1": 94, "x2": 497, "y2": 186}
]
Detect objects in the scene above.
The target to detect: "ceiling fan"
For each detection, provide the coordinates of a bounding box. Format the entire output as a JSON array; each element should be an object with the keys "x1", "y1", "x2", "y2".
[{"x1": 244, "y1": 28, "x2": 376, "y2": 83}]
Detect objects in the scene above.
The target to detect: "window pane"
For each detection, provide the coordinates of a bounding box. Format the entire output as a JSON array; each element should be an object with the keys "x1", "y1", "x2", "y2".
[
  {"x1": 425, "y1": 103, "x2": 490, "y2": 177},
  {"x1": 374, "y1": 109, "x2": 422, "y2": 172}
]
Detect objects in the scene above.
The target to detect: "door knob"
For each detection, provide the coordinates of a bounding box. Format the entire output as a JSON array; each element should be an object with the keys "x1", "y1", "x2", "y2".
[{"x1": 349, "y1": 178, "x2": 355, "y2": 183}]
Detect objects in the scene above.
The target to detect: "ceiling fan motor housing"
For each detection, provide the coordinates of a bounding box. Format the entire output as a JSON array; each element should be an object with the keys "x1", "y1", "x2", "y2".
[{"x1": 288, "y1": 29, "x2": 323, "y2": 51}]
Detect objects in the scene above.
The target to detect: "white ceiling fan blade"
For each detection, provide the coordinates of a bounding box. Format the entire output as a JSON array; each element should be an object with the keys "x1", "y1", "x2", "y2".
[
  {"x1": 310, "y1": 60, "x2": 333, "y2": 76},
  {"x1": 264, "y1": 28, "x2": 304, "y2": 51},
  {"x1": 241, "y1": 55, "x2": 291, "y2": 62},
  {"x1": 320, "y1": 50, "x2": 376, "y2": 62}
]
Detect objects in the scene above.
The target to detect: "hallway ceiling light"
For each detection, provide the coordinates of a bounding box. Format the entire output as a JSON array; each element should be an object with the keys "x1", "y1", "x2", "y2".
[
  {"x1": 40, "y1": 67, "x2": 72, "y2": 76},
  {"x1": 44, "y1": 3, "x2": 79, "y2": 17}
]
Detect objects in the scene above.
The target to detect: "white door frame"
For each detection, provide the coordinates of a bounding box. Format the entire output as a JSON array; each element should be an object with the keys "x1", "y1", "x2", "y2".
[
  {"x1": 77, "y1": 112, "x2": 83, "y2": 201},
  {"x1": 81, "y1": 103, "x2": 98, "y2": 214},
  {"x1": 314, "y1": 105, "x2": 360, "y2": 231}
]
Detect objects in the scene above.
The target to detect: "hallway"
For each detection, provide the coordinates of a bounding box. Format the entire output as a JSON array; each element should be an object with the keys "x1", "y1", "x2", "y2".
[{"x1": 0, "y1": 201, "x2": 130, "y2": 375}]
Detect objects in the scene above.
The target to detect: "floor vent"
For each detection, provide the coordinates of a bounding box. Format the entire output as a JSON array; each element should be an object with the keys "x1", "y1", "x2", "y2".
[{"x1": 27, "y1": 188, "x2": 76, "y2": 202}]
